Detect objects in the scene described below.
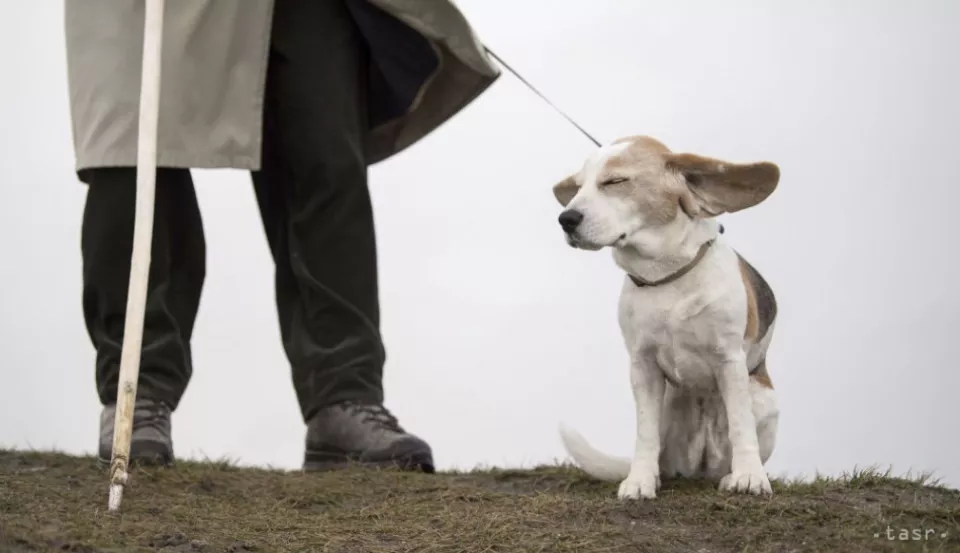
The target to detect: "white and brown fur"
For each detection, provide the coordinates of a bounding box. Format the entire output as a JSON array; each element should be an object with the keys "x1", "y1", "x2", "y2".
[{"x1": 553, "y1": 135, "x2": 780, "y2": 499}]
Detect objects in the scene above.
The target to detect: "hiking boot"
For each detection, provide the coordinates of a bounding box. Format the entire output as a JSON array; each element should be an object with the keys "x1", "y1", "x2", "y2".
[
  {"x1": 98, "y1": 398, "x2": 174, "y2": 467},
  {"x1": 303, "y1": 400, "x2": 434, "y2": 473}
]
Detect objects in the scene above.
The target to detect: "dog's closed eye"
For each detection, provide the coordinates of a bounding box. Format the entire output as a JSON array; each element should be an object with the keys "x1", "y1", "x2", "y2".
[{"x1": 600, "y1": 177, "x2": 629, "y2": 187}]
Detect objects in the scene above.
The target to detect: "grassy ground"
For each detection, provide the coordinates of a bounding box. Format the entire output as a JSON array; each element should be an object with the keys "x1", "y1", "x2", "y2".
[{"x1": 1, "y1": 450, "x2": 958, "y2": 553}]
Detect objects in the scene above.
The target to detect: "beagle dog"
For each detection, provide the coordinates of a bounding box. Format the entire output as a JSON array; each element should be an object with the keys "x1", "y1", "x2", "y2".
[{"x1": 554, "y1": 135, "x2": 780, "y2": 500}]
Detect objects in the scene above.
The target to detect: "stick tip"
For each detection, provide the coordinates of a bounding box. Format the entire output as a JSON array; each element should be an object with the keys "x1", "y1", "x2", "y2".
[{"x1": 108, "y1": 483, "x2": 124, "y2": 511}]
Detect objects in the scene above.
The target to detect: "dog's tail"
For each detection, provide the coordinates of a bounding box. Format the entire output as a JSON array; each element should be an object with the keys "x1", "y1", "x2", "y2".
[{"x1": 558, "y1": 422, "x2": 631, "y2": 482}]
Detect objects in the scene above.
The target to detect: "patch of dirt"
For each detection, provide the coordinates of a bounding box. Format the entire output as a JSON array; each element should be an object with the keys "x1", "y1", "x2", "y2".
[{"x1": 1, "y1": 450, "x2": 958, "y2": 552}]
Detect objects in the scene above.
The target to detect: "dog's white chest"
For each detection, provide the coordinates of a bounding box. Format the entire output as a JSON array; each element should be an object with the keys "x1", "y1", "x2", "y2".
[{"x1": 618, "y1": 283, "x2": 731, "y2": 391}]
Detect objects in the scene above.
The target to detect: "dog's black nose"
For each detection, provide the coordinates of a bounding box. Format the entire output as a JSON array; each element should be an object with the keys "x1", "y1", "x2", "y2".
[{"x1": 558, "y1": 209, "x2": 584, "y2": 233}]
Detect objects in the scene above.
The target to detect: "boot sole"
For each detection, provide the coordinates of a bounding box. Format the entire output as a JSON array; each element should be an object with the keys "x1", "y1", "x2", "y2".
[
  {"x1": 303, "y1": 445, "x2": 434, "y2": 473},
  {"x1": 97, "y1": 441, "x2": 174, "y2": 468}
]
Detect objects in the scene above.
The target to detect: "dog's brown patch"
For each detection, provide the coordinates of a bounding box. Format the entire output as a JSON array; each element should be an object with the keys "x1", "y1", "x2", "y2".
[
  {"x1": 751, "y1": 360, "x2": 774, "y2": 389},
  {"x1": 738, "y1": 254, "x2": 777, "y2": 386},
  {"x1": 598, "y1": 137, "x2": 689, "y2": 226},
  {"x1": 737, "y1": 254, "x2": 777, "y2": 342},
  {"x1": 739, "y1": 258, "x2": 761, "y2": 341},
  {"x1": 613, "y1": 135, "x2": 672, "y2": 154}
]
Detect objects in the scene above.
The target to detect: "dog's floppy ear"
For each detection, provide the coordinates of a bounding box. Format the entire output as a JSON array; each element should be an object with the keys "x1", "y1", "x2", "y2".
[
  {"x1": 552, "y1": 174, "x2": 579, "y2": 207},
  {"x1": 666, "y1": 153, "x2": 779, "y2": 217}
]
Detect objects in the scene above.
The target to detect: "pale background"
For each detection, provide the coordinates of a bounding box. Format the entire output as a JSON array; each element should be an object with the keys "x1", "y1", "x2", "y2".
[{"x1": 1, "y1": 1, "x2": 958, "y2": 488}]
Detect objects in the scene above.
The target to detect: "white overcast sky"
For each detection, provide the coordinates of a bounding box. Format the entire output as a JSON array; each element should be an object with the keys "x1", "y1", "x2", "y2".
[{"x1": 1, "y1": 0, "x2": 958, "y2": 488}]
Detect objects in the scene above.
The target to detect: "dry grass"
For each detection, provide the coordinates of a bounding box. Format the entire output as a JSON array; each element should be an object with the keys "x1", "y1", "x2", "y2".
[{"x1": 1, "y1": 449, "x2": 958, "y2": 552}]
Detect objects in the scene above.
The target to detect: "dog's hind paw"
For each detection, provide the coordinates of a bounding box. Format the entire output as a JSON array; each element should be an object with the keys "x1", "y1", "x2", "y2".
[{"x1": 719, "y1": 470, "x2": 773, "y2": 495}]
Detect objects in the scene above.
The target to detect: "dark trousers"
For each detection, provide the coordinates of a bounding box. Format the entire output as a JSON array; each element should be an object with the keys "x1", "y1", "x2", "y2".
[{"x1": 80, "y1": 0, "x2": 385, "y2": 423}]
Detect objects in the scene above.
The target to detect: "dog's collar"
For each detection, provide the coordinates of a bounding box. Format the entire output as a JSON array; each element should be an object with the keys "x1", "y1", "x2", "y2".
[{"x1": 627, "y1": 236, "x2": 717, "y2": 288}]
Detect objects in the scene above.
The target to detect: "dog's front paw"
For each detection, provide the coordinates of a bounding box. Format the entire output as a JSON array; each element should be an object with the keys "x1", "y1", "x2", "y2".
[
  {"x1": 617, "y1": 470, "x2": 660, "y2": 500},
  {"x1": 719, "y1": 469, "x2": 772, "y2": 495}
]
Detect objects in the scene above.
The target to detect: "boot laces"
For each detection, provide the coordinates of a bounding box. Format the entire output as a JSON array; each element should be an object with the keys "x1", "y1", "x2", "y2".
[
  {"x1": 340, "y1": 401, "x2": 403, "y2": 433},
  {"x1": 134, "y1": 399, "x2": 171, "y2": 433}
]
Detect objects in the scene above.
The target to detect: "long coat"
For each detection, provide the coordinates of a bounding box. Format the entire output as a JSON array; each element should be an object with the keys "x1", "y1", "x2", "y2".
[{"x1": 64, "y1": 0, "x2": 501, "y2": 171}]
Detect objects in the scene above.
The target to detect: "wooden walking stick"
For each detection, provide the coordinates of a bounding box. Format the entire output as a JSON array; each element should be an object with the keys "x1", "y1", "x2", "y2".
[{"x1": 107, "y1": 0, "x2": 166, "y2": 512}]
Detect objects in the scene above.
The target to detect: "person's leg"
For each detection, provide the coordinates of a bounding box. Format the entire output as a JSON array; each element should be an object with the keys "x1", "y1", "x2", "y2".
[
  {"x1": 81, "y1": 167, "x2": 205, "y2": 464},
  {"x1": 251, "y1": 0, "x2": 433, "y2": 472}
]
